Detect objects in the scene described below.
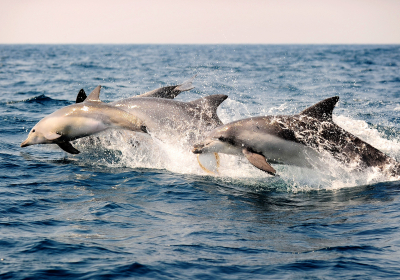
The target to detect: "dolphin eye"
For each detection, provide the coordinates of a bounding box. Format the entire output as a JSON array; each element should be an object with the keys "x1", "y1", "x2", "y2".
[{"x1": 32, "y1": 129, "x2": 36, "y2": 133}]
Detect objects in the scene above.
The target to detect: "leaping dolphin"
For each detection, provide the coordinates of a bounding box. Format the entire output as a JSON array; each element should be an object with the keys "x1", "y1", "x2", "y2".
[
  {"x1": 110, "y1": 94, "x2": 228, "y2": 146},
  {"x1": 192, "y1": 96, "x2": 400, "y2": 177},
  {"x1": 21, "y1": 86, "x2": 147, "y2": 154},
  {"x1": 75, "y1": 75, "x2": 196, "y2": 103},
  {"x1": 74, "y1": 75, "x2": 227, "y2": 146}
]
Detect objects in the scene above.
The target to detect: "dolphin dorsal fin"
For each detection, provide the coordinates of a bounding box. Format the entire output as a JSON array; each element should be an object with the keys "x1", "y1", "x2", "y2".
[
  {"x1": 189, "y1": 94, "x2": 228, "y2": 108},
  {"x1": 300, "y1": 96, "x2": 339, "y2": 122},
  {"x1": 189, "y1": 94, "x2": 228, "y2": 125},
  {"x1": 76, "y1": 89, "x2": 87, "y2": 103},
  {"x1": 85, "y1": 86, "x2": 102, "y2": 102}
]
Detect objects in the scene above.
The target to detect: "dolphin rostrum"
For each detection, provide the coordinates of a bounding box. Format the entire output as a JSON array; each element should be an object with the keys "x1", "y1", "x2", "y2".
[
  {"x1": 192, "y1": 96, "x2": 400, "y2": 177},
  {"x1": 21, "y1": 86, "x2": 147, "y2": 154}
]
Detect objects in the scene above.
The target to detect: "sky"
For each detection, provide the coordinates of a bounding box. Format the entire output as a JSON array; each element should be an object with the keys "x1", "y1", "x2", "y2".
[{"x1": 1, "y1": 0, "x2": 399, "y2": 44}]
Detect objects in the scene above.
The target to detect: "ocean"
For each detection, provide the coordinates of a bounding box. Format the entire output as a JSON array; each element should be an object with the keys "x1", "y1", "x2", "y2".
[{"x1": 1, "y1": 44, "x2": 400, "y2": 279}]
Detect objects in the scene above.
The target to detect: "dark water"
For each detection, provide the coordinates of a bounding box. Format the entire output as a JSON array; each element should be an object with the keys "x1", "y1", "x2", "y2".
[{"x1": 1, "y1": 45, "x2": 400, "y2": 279}]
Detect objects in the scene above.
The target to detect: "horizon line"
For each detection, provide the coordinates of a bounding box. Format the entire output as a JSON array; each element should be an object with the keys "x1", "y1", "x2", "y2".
[{"x1": 1, "y1": 43, "x2": 400, "y2": 46}]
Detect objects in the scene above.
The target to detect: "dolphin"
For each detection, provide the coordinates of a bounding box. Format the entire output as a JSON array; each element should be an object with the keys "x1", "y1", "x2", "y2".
[
  {"x1": 110, "y1": 94, "x2": 228, "y2": 146},
  {"x1": 192, "y1": 96, "x2": 400, "y2": 177},
  {"x1": 21, "y1": 76, "x2": 197, "y2": 154},
  {"x1": 75, "y1": 75, "x2": 196, "y2": 103},
  {"x1": 21, "y1": 86, "x2": 147, "y2": 154},
  {"x1": 75, "y1": 75, "x2": 227, "y2": 146}
]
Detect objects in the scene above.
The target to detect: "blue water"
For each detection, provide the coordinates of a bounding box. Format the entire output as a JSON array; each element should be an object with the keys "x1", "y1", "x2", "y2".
[{"x1": 1, "y1": 45, "x2": 400, "y2": 279}]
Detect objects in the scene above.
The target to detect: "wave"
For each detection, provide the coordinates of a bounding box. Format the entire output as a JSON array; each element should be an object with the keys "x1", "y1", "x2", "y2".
[
  {"x1": 22, "y1": 94, "x2": 53, "y2": 104},
  {"x1": 4, "y1": 95, "x2": 71, "y2": 107}
]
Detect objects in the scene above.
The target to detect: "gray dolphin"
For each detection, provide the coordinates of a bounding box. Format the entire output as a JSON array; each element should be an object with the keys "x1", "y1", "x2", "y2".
[
  {"x1": 192, "y1": 97, "x2": 400, "y2": 177},
  {"x1": 110, "y1": 94, "x2": 228, "y2": 146},
  {"x1": 21, "y1": 86, "x2": 147, "y2": 154},
  {"x1": 75, "y1": 75, "x2": 196, "y2": 103},
  {"x1": 75, "y1": 75, "x2": 227, "y2": 146},
  {"x1": 21, "y1": 76, "x2": 197, "y2": 154}
]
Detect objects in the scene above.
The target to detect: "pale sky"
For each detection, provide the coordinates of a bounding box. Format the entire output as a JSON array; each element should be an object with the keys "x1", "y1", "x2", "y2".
[{"x1": 1, "y1": 0, "x2": 399, "y2": 44}]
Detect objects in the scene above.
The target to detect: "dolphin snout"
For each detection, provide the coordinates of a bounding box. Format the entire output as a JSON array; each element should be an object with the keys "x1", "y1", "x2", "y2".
[
  {"x1": 21, "y1": 134, "x2": 34, "y2": 147},
  {"x1": 20, "y1": 139, "x2": 30, "y2": 147},
  {"x1": 192, "y1": 143, "x2": 204, "y2": 154}
]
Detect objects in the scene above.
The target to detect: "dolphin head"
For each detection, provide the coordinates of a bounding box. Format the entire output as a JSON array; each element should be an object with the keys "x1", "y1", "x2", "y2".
[
  {"x1": 192, "y1": 127, "x2": 241, "y2": 155},
  {"x1": 21, "y1": 121, "x2": 60, "y2": 147},
  {"x1": 193, "y1": 138, "x2": 223, "y2": 154}
]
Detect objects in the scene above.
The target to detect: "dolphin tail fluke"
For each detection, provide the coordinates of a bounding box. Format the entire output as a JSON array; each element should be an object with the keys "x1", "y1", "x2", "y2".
[
  {"x1": 57, "y1": 142, "x2": 80, "y2": 154},
  {"x1": 197, "y1": 153, "x2": 220, "y2": 175},
  {"x1": 242, "y1": 149, "x2": 276, "y2": 176}
]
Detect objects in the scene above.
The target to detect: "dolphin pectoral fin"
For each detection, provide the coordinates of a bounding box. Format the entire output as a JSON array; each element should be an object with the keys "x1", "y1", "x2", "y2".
[
  {"x1": 197, "y1": 153, "x2": 220, "y2": 175},
  {"x1": 57, "y1": 142, "x2": 80, "y2": 154},
  {"x1": 242, "y1": 149, "x2": 276, "y2": 176},
  {"x1": 44, "y1": 132, "x2": 62, "y2": 141}
]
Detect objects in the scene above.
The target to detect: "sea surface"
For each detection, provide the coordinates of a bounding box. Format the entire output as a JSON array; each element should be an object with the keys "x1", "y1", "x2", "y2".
[{"x1": 1, "y1": 45, "x2": 400, "y2": 279}]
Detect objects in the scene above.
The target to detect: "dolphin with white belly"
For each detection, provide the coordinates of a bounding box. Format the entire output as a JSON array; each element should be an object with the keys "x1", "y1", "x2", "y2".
[
  {"x1": 75, "y1": 76, "x2": 227, "y2": 146},
  {"x1": 192, "y1": 96, "x2": 400, "y2": 177},
  {"x1": 21, "y1": 86, "x2": 147, "y2": 154}
]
